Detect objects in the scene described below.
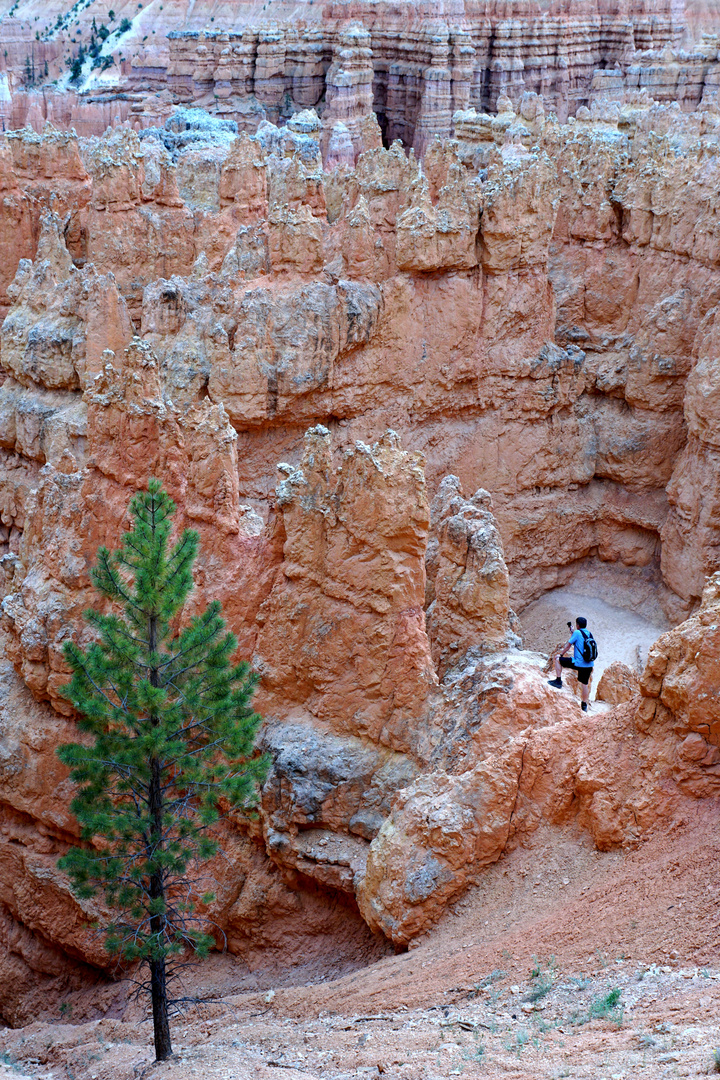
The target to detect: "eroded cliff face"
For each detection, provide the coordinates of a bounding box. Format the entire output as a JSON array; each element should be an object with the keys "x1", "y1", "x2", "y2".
[
  {"x1": 0, "y1": 0, "x2": 693, "y2": 140},
  {"x1": 3, "y1": 106, "x2": 713, "y2": 615},
  {"x1": 2, "y1": 100, "x2": 720, "y2": 1016}
]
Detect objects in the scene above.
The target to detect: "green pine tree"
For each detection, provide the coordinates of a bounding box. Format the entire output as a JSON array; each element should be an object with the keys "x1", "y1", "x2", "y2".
[{"x1": 57, "y1": 480, "x2": 268, "y2": 1061}]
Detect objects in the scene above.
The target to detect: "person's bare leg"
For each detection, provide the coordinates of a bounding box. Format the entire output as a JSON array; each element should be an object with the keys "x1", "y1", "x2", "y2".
[
  {"x1": 554, "y1": 655, "x2": 562, "y2": 679},
  {"x1": 581, "y1": 681, "x2": 589, "y2": 705}
]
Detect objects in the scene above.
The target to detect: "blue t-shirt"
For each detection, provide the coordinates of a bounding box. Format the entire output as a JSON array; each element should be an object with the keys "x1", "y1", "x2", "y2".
[{"x1": 570, "y1": 629, "x2": 593, "y2": 667}]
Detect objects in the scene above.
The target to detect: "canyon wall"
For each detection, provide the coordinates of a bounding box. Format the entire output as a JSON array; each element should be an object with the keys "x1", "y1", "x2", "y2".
[
  {"x1": 0, "y1": 0, "x2": 707, "y2": 143},
  {"x1": 1, "y1": 105, "x2": 704, "y2": 615},
  {"x1": 157, "y1": 1, "x2": 682, "y2": 139},
  {"x1": 2, "y1": 96, "x2": 720, "y2": 1017},
  {"x1": 587, "y1": 33, "x2": 720, "y2": 112}
]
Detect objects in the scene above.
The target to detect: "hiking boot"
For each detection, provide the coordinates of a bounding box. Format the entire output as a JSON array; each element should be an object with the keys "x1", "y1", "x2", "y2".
[
  {"x1": 581, "y1": 701, "x2": 588, "y2": 712},
  {"x1": 547, "y1": 678, "x2": 563, "y2": 689}
]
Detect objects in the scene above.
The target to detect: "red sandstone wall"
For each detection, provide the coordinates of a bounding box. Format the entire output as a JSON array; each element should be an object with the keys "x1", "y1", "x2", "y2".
[{"x1": 2, "y1": 103, "x2": 720, "y2": 1018}]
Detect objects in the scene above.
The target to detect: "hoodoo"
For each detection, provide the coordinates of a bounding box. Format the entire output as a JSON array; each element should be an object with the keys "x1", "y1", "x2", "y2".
[{"x1": 0, "y1": 0, "x2": 720, "y2": 1074}]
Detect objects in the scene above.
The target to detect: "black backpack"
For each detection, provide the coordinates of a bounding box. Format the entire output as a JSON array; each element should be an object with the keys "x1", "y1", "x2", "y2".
[{"x1": 579, "y1": 629, "x2": 598, "y2": 663}]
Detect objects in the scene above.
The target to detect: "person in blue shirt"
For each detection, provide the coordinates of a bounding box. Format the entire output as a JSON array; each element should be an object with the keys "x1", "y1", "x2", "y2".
[{"x1": 548, "y1": 616, "x2": 594, "y2": 712}]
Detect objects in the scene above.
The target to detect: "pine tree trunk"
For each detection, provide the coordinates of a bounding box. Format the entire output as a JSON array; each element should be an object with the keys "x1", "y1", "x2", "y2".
[
  {"x1": 147, "y1": 608, "x2": 172, "y2": 1060},
  {"x1": 148, "y1": 756, "x2": 173, "y2": 1060},
  {"x1": 149, "y1": 954, "x2": 172, "y2": 1060}
]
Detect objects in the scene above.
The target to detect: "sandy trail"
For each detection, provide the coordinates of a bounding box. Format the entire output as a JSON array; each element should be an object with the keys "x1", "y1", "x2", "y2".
[
  {"x1": 519, "y1": 588, "x2": 669, "y2": 692},
  {"x1": 3, "y1": 806, "x2": 720, "y2": 1079}
]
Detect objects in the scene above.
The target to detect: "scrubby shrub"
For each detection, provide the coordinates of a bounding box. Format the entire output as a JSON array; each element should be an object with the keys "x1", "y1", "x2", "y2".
[{"x1": 589, "y1": 988, "x2": 623, "y2": 1022}]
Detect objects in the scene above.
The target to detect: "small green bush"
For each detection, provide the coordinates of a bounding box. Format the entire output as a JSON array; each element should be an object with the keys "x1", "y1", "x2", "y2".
[
  {"x1": 589, "y1": 987, "x2": 623, "y2": 1022},
  {"x1": 524, "y1": 956, "x2": 556, "y2": 1003}
]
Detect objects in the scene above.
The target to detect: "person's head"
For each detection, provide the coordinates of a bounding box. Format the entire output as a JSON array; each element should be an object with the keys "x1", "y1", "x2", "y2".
[{"x1": 576, "y1": 616, "x2": 587, "y2": 629}]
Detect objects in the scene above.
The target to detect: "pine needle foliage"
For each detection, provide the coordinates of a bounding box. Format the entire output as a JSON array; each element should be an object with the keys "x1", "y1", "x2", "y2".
[{"x1": 57, "y1": 480, "x2": 268, "y2": 1061}]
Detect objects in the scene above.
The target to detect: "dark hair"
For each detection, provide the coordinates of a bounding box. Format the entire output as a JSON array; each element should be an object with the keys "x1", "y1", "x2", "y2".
[{"x1": 576, "y1": 616, "x2": 587, "y2": 629}]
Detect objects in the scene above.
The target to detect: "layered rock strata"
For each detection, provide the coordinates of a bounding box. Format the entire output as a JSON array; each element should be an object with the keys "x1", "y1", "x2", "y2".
[
  {"x1": 2, "y1": 101, "x2": 720, "y2": 1011},
  {"x1": 587, "y1": 35, "x2": 720, "y2": 113},
  {"x1": 143, "y1": 1, "x2": 684, "y2": 120},
  {"x1": 0, "y1": 0, "x2": 698, "y2": 144},
  {"x1": 1, "y1": 105, "x2": 720, "y2": 621},
  {"x1": 4, "y1": 395, "x2": 718, "y2": 972},
  {"x1": 141, "y1": 7, "x2": 684, "y2": 142}
]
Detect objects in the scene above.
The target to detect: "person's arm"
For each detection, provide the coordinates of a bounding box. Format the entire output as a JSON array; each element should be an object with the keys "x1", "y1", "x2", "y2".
[{"x1": 555, "y1": 638, "x2": 573, "y2": 658}]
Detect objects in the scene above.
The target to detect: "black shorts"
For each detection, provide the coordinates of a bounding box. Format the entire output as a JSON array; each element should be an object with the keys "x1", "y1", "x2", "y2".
[{"x1": 559, "y1": 657, "x2": 593, "y2": 685}]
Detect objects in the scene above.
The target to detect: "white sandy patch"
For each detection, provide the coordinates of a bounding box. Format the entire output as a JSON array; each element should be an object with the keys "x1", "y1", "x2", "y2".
[{"x1": 518, "y1": 587, "x2": 669, "y2": 698}]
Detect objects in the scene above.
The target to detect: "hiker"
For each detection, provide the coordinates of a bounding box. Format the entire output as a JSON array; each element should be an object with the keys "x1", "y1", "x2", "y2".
[{"x1": 548, "y1": 616, "x2": 596, "y2": 712}]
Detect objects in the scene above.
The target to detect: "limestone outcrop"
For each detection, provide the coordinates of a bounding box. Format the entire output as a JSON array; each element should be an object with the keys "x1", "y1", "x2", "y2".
[
  {"x1": 254, "y1": 427, "x2": 435, "y2": 753},
  {"x1": 3, "y1": 98, "x2": 720, "y2": 1005},
  {"x1": 355, "y1": 584, "x2": 720, "y2": 944},
  {"x1": 357, "y1": 743, "x2": 525, "y2": 945},
  {"x1": 2, "y1": 211, "x2": 133, "y2": 394},
  {"x1": 587, "y1": 36, "x2": 720, "y2": 113},
  {"x1": 425, "y1": 476, "x2": 517, "y2": 678},
  {"x1": 2, "y1": 0, "x2": 711, "y2": 150},
  {"x1": 83, "y1": 3, "x2": 684, "y2": 134},
  {"x1": 1, "y1": 108, "x2": 719, "y2": 660},
  {"x1": 321, "y1": 25, "x2": 382, "y2": 167},
  {"x1": 248, "y1": 426, "x2": 440, "y2": 897},
  {"x1": 638, "y1": 572, "x2": 720, "y2": 795},
  {"x1": 356, "y1": 653, "x2": 579, "y2": 943},
  {"x1": 660, "y1": 305, "x2": 720, "y2": 614},
  {"x1": 0, "y1": 657, "x2": 117, "y2": 1024},
  {"x1": 596, "y1": 661, "x2": 641, "y2": 704}
]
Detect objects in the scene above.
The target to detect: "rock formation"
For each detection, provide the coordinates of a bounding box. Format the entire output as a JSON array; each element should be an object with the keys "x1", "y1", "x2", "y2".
[
  {"x1": 115, "y1": 2, "x2": 686, "y2": 138},
  {"x1": 356, "y1": 588, "x2": 720, "y2": 943},
  {"x1": 0, "y1": 105, "x2": 719, "y2": 639},
  {"x1": 255, "y1": 427, "x2": 435, "y2": 751},
  {"x1": 321, "y1": 25, "x2": 382, "y2": 167},
  {"x1": 596, "y1": 660, "x2": 641, "y2": 703},
  {"x1": 639, "y1": 572, "x2": 720, "y2": 772},
  {"x1": 1, "y1": 0, "x2": 715, "y2": 147},
  {"x1": 3, "y1": 94, "x2": 720, "y2": 1012},
  {"x1": 425, "y1": 476, "x2": 517, "y2": 678}
]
